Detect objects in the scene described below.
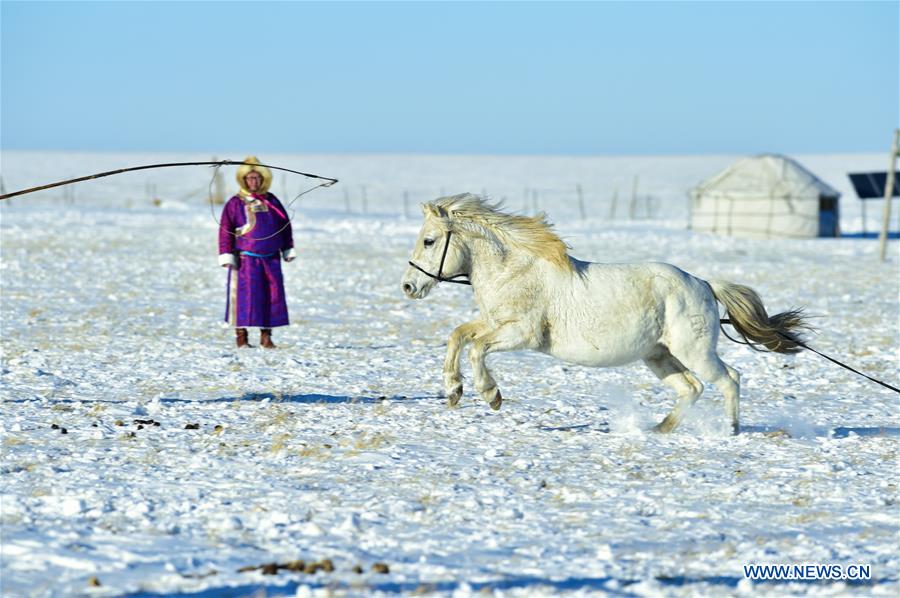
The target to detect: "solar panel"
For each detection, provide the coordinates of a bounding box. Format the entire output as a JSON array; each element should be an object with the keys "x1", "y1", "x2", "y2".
[{"x1": 848, "y1": 172, "x2": 900, "y2": 199}]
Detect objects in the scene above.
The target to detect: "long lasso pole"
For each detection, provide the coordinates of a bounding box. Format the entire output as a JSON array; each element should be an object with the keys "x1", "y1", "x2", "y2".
[{"x1": 0, "y1": 160, "x2": 338, "y2": 201}]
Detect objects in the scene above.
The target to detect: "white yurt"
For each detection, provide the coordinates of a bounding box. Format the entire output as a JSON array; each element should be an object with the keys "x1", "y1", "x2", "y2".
[{"x1": 689, "y1": 154, "x2": 841, "y2": 238}]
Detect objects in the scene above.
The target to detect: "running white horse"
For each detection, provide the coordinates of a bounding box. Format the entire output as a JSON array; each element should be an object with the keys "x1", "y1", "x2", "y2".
[{"x1": 401, "y1": 194, "x2": 808, "y2": 434}]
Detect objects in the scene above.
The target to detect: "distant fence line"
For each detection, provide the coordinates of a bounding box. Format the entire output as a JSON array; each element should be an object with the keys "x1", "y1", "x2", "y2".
[
  {"x1": 6, "y1": 177, "x2": 900, "y2": 233},
  {"x1": 0, "y1": 176, "x2": 675, "y2": 222},
  {"x1": 305, "y1": 182, "x2": 665, "y2": 222}
]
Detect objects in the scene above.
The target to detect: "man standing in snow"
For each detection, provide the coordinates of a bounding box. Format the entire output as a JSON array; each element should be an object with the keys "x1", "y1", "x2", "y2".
[{"x1": 218, "y1": 157, "x2": 295, "y2": 348}]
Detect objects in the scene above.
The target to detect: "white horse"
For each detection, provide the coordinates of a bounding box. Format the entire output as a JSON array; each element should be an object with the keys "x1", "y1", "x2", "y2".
[{"x1": 401, "y1": 194, "x2": 808, "y2": 434}]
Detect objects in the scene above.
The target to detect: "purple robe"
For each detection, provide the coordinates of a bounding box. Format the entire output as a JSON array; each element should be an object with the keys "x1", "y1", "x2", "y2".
[{"x1": 218, "y1": 193, "x2": 294, "y2": 328}]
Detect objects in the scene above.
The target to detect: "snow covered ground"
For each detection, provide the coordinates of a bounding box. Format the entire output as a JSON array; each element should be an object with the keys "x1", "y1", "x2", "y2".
[{"x1": 1, "y1": 152, "x2": 898, "y2": 596}]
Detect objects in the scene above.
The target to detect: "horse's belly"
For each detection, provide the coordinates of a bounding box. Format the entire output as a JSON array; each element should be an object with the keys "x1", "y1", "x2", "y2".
[
  {"x1": 542, "y1": 268, "x2": 672, "y2": 366},
  {"x1": 543, "y1": 334, "x2": 652, "y2": 367},
  {"x1": 542, "y1": 313, "x2": 659, "y2": 367}
]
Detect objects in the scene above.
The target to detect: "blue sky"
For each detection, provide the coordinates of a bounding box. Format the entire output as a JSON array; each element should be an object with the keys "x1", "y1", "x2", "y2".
[{"x1": 2, "y1": 1, "x2": 897, "y2": 155}]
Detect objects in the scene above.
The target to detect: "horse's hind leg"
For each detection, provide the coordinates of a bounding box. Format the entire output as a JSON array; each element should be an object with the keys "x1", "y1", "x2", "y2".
[
  {"x1": 664, "y1": 284, "x2": 742, "y2": 434},
  {"x1": 644, "y1": 348, "x2": 703, "y2": 433},
  {"x1": 675, "y1": 352, "x2": 742, "y2": 435},
  {"x1": 722, "y1": 364, "x2": 741, "y2": 434}
]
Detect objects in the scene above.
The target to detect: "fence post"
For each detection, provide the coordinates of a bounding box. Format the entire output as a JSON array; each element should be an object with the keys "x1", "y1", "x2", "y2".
[
  {"x1": 213, "y1": 164, "x2": 225, "y2": 205},
  {"x1": 878, "y1": 128, "x2": 899, "y2": 261},
  {"x1": 576, "y1": 183, "x2": 585, "y2": 220},
  {"x1": 609, "y1": 185, "x2": 618, "y2": 220},
  {"x1": 629, "y1": 175, "x2": 639, "y2": 220}
]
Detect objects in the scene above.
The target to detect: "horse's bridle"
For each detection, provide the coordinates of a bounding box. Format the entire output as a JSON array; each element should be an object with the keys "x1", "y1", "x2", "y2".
[{"x1": 407, "y1": 230, "x2": 472, "y2": 285}]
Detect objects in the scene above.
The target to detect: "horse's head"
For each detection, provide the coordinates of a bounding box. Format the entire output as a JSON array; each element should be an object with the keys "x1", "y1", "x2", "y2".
[{"x1": 402, "y1": 201, "x2": 469, "y2": 299}]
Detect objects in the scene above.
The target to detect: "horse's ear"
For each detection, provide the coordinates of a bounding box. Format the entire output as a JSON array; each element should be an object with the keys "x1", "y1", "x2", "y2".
[{"x1": 421, "y1": 203, "x2": 446, "y2": 219}]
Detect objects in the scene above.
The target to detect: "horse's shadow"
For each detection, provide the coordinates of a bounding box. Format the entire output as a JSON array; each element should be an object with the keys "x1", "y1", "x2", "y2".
[
  {"x1": 160, "y1": 393, "x2": 441, "y2": 405},
  {"x1": 539, "y1": 422, "x2": 610, "y2": 433},
  {"x1": 123, "y1": 575, "x2": 635, "y2": 598},
  {"x1": 124, "y1": 571, "x2": 884, "y2": 598},
  {"x1": 742, "y1": 424, "x2": 900, "y2": 439}
]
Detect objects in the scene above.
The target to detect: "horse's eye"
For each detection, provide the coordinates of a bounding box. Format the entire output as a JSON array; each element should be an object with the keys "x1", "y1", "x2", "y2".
[{"x1": 424, "y1": 238, "x2": 435, "y2": 247}]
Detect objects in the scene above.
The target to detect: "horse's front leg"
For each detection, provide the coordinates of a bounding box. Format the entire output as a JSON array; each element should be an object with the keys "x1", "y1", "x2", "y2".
[
  {"x1": 468, "y1": 323, "x2": 534, "y2": 410},
  {"x1": 443, "y1": 320, "x2": 484, "y2": 407}
]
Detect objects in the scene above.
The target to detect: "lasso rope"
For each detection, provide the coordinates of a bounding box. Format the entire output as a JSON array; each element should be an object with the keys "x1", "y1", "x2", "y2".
[
  {"x1": 205, "y1": 162, "x2": 332, "y2": 241},
  {"x1": 720, "y1": 318, "x2": 899, "y2": 393},
  {"x1": 0, "y1": 159, "x2": 339, "y2": 241},
  {"x1": 0, "y1": 159, "x2": 338, "y2": 201}
]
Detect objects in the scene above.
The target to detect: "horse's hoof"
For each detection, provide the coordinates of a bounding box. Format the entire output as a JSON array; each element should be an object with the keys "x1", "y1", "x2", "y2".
[
  {"x1": 731, "y1": 423, "x2": 741, "y2": 436},
  {"x1": 653, "y1": 418, "x2": 676, "y2": 434},
  {"x1": 446, "y1": 384, "x2": 462, "y2": 407},
  {"x1": 489, "y1": 390, "x2": 502, "y2": 411}
]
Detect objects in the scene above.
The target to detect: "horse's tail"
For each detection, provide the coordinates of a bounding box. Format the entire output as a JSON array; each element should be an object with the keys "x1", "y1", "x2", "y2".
[{"x1": 709, "y1": 280, "x2": 810, "y2": 354}]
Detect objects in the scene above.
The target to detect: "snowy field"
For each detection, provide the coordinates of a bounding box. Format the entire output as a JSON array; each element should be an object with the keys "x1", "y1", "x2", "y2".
[{"x1": 1, "y1": 152, "x2": 898, "y2": 596}]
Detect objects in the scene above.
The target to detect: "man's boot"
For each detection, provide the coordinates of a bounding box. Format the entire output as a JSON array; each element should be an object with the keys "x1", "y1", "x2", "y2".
[
  {"x1": 236, "y1": 328, "x2": 253, "y2": 348},
  {"x1": 260, "y1": 328, "x2": 276, "y2": 349}
]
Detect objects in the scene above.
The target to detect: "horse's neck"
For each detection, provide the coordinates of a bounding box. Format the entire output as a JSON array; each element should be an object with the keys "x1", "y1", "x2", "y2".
[{"x1": 467, "y1": 236, "x2": 544, "y2": 311}]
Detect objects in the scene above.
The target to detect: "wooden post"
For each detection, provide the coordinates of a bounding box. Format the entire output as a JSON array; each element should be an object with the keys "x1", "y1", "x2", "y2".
[
  {"x1": 727, "y1": 196, "x2": 735, "y2": 237},
  {"x1": 629, "y1": 175, "x2": 639, "y2": 220},
  {"x1": 609, "y1": 185, "x2": 618, "y2": 220},
  {"x1": 878, "y1": 128, "x2": 899, "y2": 261},
  {"x1": 687, "y1": 192, "x2": 693, "y2": 230},
  {"x1": 576, "y1": 183, "x2": 586, "y2": 220},
  {"x1": 213, "y1": 164, "x2": 225, "y2": 205}
]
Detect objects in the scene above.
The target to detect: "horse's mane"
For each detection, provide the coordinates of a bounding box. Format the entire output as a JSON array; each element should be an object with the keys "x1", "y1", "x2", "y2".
[{"x1": 426, "y1": 193, "x2": 573, "y2": 272}]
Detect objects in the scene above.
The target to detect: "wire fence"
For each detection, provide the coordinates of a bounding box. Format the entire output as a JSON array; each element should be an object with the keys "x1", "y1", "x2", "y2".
[
  {"x1": 4, "y1": 171, "x2": 898, "y2": 233},
  {"x1": 0, "y1": 180, "x2": 672, "y2": 227},
  {"x1": 290, "y1": 181, "x2": 668, "y2": 223}
]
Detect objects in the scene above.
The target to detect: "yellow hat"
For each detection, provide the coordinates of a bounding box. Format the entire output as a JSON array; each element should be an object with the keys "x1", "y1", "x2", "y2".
[{"x1": 236, "y1": 156, "x2": 273, "y2": 196}]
